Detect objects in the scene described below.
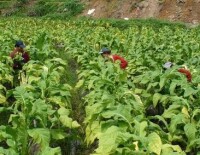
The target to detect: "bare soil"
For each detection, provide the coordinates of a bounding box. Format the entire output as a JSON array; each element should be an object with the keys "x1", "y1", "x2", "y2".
[{"x1": 80, "y1": 0, "x2": 200, "y2": 24}]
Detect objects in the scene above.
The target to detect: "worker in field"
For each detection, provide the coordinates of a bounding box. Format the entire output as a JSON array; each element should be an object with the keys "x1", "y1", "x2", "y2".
[
  {"x1": 10, "y1": 40, "x2": 30, "y2": 70},
  {"x1": 99, "y1": 47, "x2": 128, "y2": 69},
  {"x1": 163, "y1": 62, "x2": 192, "y2": 82}
]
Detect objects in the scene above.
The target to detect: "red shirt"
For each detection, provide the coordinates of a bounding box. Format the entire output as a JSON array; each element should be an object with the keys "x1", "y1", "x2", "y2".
[
  {"x1": 178, "y1": 68, "x2": 192, "y2": 82},
  {"x1": 10, "y1": 49, "x2": 30, "y2": 69},
  {"x1": 112, "y1": 54, "x2": 128, "y2": 69}
]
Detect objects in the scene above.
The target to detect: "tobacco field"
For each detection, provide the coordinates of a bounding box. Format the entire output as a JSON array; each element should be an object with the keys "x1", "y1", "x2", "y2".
[{"x1": 0, "y1": 18, "x2": 200, "y2": 155}]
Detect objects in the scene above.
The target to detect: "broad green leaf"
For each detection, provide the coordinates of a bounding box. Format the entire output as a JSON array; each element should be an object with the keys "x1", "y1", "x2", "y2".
[
  {"x1": 139, "y1": 121, "x2": 148, "y2": 137},
  {"x1": 169, "y1": 81, "x2": 177, "y2": 95},
  {"x1": 147, "y1": 132, "x2": 162, "y2": 155},
  {"x1": 162, "y1": 104, "x2": 181, "y2": 118},
  {"x1": 88, "y1": 79, "x2": 95, "y2": 90},
  {"x1": 152, "y1": 115, "x2": 169, "y2": 130},
  {"x1": 162, "y1": 144, "x2": 183, "y2": 154},
  {"x1": 85, "y1": 121, "x2": 101, "y2": 145},
  {"x1": 169, "y1": 113, "x2": 189, "y2": 133},
  {"x1": 159, "y1": 77, "x2": 166, "y2": 90},
  {"x1": 6, "y1": 139, "x2": 15, "y2": 147},
  {"x1": 95, "y1": 126, "x2": 132, "y2": 154},
  {"x1": 0, "y1": 94, "x2": 6, "y2": 104},
  {"x1": 134, "y1": 88, "x2": 143, "y2": 94},
  {"x1": 59, "y1": 115, "x2": 80, "y2": 128},
  {"x1": 192, "y1": 109, "x2": 200, "y2": 119},
  {"x1": 31, "y1": 99, "x2": 48, "y2": 116},
  {"x1": 28, "y1": 128, "x2": 50, "y2": 149},
  {"x1": 75, "y1": 80, "x2": 84, "y2": 89},
  {"x1": 35, "y1": 33, "x2": 46, "y2": 50},
  {"x1": 153, "y1": 93, "x2": 161, "y2": 107},
  {"x1": 51, "y1": 129, "x2": 67, "y2": 140},
  {"x1": 58, "y1": 107, "x2": 70, "y2": 116},
  {"x1": 27, "y1": 76, "x2": 41, "y2": 84},
  {"x1": 0, "y1": 147, "x2": 18, "y2": 155},
  {"x1": 101, "y1": 104, "x2": 133, "y2": 129},
  {"x1": 181, "y1": 106, "x2": 190, "y2": 118},
  {"x1": 184, "y1": 87, "x2": 198, "y2": 97},
  {"x1": 187, "y1": 138, "x2": 200, "y2": 151},
  {"x1": 48, "y1": 96, "x2": 66, "y2": 107},
  {"x1": 41, "y1": 147, "x2": 61, "y2": 155},
  {"x1": 133, "y1": 94, "x2": 143, "y2": 105},
  {"x1": 184, "y1": 123, "x2": 196, "y2": 142}
]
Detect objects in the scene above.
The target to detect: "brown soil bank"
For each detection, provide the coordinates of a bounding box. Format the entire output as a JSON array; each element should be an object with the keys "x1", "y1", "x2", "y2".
[{"x1": 81, "y1": 0, "x2": 200, "y2": 24}]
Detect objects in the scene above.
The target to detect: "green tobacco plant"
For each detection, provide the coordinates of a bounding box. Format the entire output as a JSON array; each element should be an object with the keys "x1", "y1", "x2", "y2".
[
  {"x1": 0, "y1": 53, "x2": 79, "y2": 154},
  {"x1": 1, "y1": 18, "x2": 200, "y2": 154}
]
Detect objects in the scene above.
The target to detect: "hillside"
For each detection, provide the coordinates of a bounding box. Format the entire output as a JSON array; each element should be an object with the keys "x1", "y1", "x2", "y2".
[
  {"x1": 0, "y1": 0, "x2": 200, "y2": 25},
  {"x1": 81, "y1": 0, "x2": 200, "y2": 24}
]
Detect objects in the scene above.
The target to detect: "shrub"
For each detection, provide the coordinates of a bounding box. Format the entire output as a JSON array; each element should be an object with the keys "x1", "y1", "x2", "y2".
[{"x1": 32, "y1": 0, "x2": 84, "y2": 17}]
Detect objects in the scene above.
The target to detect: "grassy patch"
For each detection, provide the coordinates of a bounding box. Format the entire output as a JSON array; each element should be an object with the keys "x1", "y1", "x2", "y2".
[
  {"x1": 30, "y1": 0, "x2": 84, "y2": 18},
  {"x1": 73, "y1": 17, "x2": 187, "y2": 30}
]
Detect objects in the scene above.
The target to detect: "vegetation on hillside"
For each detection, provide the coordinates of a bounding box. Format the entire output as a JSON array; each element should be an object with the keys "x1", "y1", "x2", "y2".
[{"x1": 0, "y1": 0, "x2": 84, "y2": 19}]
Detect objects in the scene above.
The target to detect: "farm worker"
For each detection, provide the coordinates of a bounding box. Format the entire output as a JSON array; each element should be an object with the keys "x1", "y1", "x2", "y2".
[
  {"x1": 163, "y1": 62, "x2": 192, "y2": 82},
  {"x1": 10, "y1": 40, "x2": 30, "y2": 70},
  {"x1": 99, "y1": 47, "x2": 128, "y2": 69}
]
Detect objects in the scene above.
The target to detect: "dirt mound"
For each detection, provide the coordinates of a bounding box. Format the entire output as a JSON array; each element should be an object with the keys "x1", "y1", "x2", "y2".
[{"x1": 81, "y1": 0, "x2": 200, "y2": 24}]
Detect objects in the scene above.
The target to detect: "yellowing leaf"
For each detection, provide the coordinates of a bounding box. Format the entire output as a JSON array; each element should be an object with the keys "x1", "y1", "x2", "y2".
[
  {"x1": 153, "y1": 93, "x2": 161, "y2": 107},
  {"x1": 0, "y1": 94, "x2": 6, "y2": 104},
  {"x1": 148, "y1": 132, "x2": 162, "y2": 155},
  {"x1": 51, "y1": 129, "x2": 67, "y2": 140},
  {"x1": 181, "y1": 106, "x2": 190, "y2": 118},
  {"x1": 75, "y1": 80, "x2": 84, "y2": 89},
  {"x1": 133, "y1": 141, "x2": 139, "y2": 151},
  {"x1": 59, "y1": 115, "x2": 80, "y2": 128},
  {"x1": 72, "y1": 121, "x2": 80, "y2": 128}
]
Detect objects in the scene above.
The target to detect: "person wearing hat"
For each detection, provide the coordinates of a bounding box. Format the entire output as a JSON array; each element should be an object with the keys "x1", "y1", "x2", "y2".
[
  {"x1": 163, "y1": 62, "x2": 192, "y2": 82},
  {"x1": 99, "y1": 47, "x2": 128, "y2": 69},
  {"x1": 10, "y1": 40, "x2": 30, "y2": 70}
]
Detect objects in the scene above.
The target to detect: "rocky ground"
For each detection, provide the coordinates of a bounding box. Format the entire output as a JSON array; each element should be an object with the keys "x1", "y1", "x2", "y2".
[{"x1": 80, "y1": 0, "x2": 200, "y2": 25}]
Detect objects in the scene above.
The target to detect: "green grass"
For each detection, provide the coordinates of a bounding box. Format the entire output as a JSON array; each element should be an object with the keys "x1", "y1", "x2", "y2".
[
  {"x1": 57, "y1": 48, "x2": 92, "y2": 155},
  {"x1": 0, "y1": 0, "x2": 84, "y2": 18},
  {"x1": 0, "y1": 1, "x2": 13, "y2": 9},
  {"x1": 75, "y1": 17, "x2": 187, "y2": 30}
]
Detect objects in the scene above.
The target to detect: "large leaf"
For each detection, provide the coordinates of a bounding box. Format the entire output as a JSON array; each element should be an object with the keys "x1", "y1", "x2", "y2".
[
  {"x1": 40, "y1": 147, "x2": 61, "y2": 155},
  {"x1": 0, "y1": 93, "x2": 6, "y2": 104},
  {"x1": 162, "y1": 104, "x2": 181, "y2": 119},
  {"x1": 101, "y1": 104, "x2": 133, "y2": 129},
  {"x1": 85, "y1": 121, "x2": 101, "y2": 145},
  {"x1": 59, "y1": 115, "x2": 80, "y2": 128},
  {"x1": 0, "y1": 147, "x2": 18, "y2": 155},
  {"x1": 28, "y1": 128, "x2": 50, "y2": 149},
  {"x1": 169, "y1": 81, "x2": 177, "y2": 95},
  {"x1": 75, "y1": 79, "x2": 84, "y2": 89},
  {"x1": 58, "y1": 107, "x2": 80, "y2": 128},
  {"x1": 147, "y1": 132, "x2": 162, "y2": 155},
  {"x1": 187, "y1": 138, "x2": 200, "y2": 150},
  {"x1": 50, "y1": 129, "x2": 67, "y2": 140},
  {"x1": 169, "y1": 113, "x2": 189, "y2": 133},
  {"x1": 184, "y1": 87, "x2": 198, "y2": 97},
  {"x1": 134, "y1": 120, "x2": 148, "y2": 137},
  {"x1": 153, "y1": 93, "x2": 162, "y2": 107},
  {"x1": 95, "y1": 126, "x2": 133, "y2": 154},
  {"x1": 161, "y1": 144, "x2": 184, "y2": 155},
  {"x1": 184, "y1": 123, "x2": 196, "y2": 142}
]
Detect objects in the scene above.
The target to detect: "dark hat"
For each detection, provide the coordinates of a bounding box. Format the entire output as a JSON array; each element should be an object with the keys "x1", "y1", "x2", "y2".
[
  {"x1": 15, "y1": 40, "x2": 26, "y2": 48},
  {"x1": 99, "y1": 47, "x2": 111, "y2": 54}
]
